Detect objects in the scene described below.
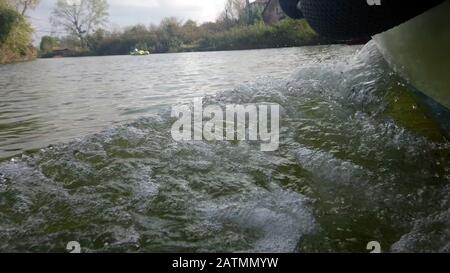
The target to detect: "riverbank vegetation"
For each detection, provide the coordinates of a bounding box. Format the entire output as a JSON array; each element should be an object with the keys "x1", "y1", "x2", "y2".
[
  {"x1": 1, "y1": 0, "x2": 336, "y2": 62},
  {"x1": 41, "y1": 0, "x2": 334, "y2": 58},
  {"x1": 0, "y1": 0, "x2": 38, "y2": 64}
]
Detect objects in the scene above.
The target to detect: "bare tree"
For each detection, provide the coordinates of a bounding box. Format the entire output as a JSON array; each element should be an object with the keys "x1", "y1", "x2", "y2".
[
  {"x1": 7, "y1": 0, "x2": 40, "y2": 15},
  {"x1": 222, "y1": 0, "x2": 247, "y2": 21},
  {"x1": 220, "y1": 0, "x2": 261, "y2": 26},
  {"x1": 50, "y1": 0, "x2": 109, "y2": 49}
]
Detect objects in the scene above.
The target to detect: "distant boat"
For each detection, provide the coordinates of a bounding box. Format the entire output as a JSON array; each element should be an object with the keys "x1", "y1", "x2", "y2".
[{"x1": 130, "y1": 49, "x2": 150, "y2": 56}]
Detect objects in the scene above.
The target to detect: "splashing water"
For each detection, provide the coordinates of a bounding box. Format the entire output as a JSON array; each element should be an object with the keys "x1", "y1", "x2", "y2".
[{"x1": 0, "y1": 42, "x2": 449, "y2": 253}]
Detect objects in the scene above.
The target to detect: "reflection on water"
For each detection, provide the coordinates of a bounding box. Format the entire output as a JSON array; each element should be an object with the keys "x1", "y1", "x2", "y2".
[
  {"x1": 0, "y1": 43, "x2": 449, "y2": 253},
  {"x1": 0, "y1": 47, "x2": 346, "y2": 159}
]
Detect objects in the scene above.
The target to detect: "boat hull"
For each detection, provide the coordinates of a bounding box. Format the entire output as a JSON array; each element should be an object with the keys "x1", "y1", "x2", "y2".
[{"x1": 373, "y1": 0, "x2": 450, "y2": 110}]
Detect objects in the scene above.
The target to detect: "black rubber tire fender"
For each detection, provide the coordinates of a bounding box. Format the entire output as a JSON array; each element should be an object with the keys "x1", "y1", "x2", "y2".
[
  {"x1": 298, "y1": 0, "x2": 446, "y2": 40},
  {"x1": 279, "y1": 0, "x2": 304, "y2": 19}
]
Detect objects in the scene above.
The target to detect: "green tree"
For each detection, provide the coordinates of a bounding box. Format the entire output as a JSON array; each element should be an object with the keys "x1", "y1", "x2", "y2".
[
  {"x1": 86, "y1": 28, "x2": 106, "y2": 51},
  {"x1": 158, "y1": 17, "x2": 183, "y2": 52},
  {"x1": 122, "y1": 24, "x2": 151, "y2": 51},
  {"x1": 50, "y1": 0, "x2": 109, "y2": 50},
  {"x1": 181, "y1": 20, "x2": 199, "y2": 44},
  {"x1": 39, "y1": 35, "x2": 59, "y2": 52},
  {"x1": 0, "y1": 3, "x2": 19, "y2": 43},
  {"x1": 0, "y1": 0, "x2": 34, "y2": 63}
]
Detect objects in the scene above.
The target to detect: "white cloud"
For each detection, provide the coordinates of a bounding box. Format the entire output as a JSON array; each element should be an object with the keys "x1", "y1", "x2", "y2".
[{"x1": 109, "y1": 0, "x2": 160, "y2": 9}]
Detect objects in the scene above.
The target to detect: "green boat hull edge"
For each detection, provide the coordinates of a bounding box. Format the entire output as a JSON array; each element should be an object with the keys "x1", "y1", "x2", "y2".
[{"x1": 374, "y1": 0, "x2": 450, "y2": 110}]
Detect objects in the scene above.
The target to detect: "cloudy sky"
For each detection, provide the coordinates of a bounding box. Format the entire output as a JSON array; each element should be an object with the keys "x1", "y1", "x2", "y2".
[{"x1": 29, "y1": 0, "x2": 228, "y2": 43}]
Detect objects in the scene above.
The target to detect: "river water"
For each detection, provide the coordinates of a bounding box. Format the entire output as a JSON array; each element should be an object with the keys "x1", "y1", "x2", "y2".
[{"x1": 0, "y1": 43, "x2": 449, "y2": 252}]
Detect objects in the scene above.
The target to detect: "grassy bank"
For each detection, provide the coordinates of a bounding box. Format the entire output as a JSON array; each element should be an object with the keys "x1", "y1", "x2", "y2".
[
  {"x1": 0, "y1": 2, "x2": 36, "y2": 64},
  {"x1": 196, "y1": 20, "x2": 331, "y2": 51}
]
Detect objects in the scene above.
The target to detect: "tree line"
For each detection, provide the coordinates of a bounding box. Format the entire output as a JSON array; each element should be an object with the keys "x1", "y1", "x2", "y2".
[
  {"x1": 40, "y1": 0, "x2": 334, "y2": 57},
  {"x1": 0, "y1": 0, "x2": 334, "y2": 60}
]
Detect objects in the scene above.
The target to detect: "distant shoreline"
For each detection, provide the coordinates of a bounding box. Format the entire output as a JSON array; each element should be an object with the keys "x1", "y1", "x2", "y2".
[
  {"x1": 38, "y1": 19, "x2": 339, "y2": 60},
  {"x1": 39, "y1": 41, "x2": 346, "y2": 60}
]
